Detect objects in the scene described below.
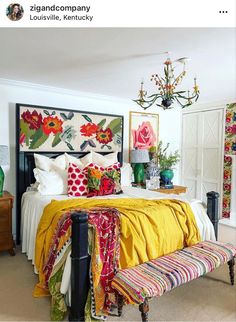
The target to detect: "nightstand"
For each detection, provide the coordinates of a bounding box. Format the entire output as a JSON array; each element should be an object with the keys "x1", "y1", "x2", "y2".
[
  {"x1": 0, "y1": 191, "x2": 15, "y2": 256},
  {"x1": 152, "y1": 185, "x2": 187, "y2": 195}
]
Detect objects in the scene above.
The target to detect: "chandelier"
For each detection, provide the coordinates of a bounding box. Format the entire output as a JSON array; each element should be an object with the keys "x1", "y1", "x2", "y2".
[{"x1": 134, "y1": 57, "x2": 200, "y2": 110}]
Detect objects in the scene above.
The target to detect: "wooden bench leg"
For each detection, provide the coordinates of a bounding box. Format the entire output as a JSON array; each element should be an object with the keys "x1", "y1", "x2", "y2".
[
  {"x1": 139, "y1": 298, "x2": 149, "y2": 322},
  {"x1": 117, "y1": 294, "x2": 124, "y2": 317},
  {"x1": 228, "y1": 257, "x2": 235, "y2": 285}
]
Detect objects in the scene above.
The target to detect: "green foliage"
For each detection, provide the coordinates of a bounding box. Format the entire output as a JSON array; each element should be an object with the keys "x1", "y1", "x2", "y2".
[
  {"x1": 157, "y1": 141, "x2": 180, "y2": 170},
  {"x1": 52, "y1": 133, "x2": 61, "y2": 147},
  {"x1": 106, "y1": 118, "x2": 121, "y2": 135},
  {"x1": 82, "y1": 114, "x2": 92, "y2": 122},
  {"x1": 29, "y1": 128, "x2": 48, "y2": 149}
]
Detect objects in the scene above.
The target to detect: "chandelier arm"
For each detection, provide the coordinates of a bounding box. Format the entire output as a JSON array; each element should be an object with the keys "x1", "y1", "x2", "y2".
[
  {"x1": 174, "y1": 96, "x2": 185, "y2": 108},
  {"x1": 175, "y1": 96, "x2": 191, "y2": 109},
  {"x1": 133, "y1": 94, "x2": 160, "y2": 110},
  {"x1": 176, "y1": 92, "x2": 199, "y2": 100}
]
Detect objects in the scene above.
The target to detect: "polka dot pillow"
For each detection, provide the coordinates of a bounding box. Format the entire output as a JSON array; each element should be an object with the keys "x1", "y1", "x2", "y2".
[
  {"x1": 67, "y1": 163, "x2": 90, "y2": 197},
  {"x1": 87, "y1": 162, "x2": 122, "y2": 197}
]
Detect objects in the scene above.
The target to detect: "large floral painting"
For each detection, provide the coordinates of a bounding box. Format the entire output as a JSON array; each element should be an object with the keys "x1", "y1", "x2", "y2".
[
  {"x1": 18, "y1": 105, "x2": 123, "y2": 152},
  {"x1": 222, "y1": 102, "x2": 236, "y2": 218},
  {"x1": 129, "y1": 111, "x2": 159, "y2": 151}
]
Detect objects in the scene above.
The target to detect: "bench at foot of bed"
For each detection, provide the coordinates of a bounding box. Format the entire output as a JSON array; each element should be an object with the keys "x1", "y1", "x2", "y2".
[{"x1": 112, "y1": 240, "x2": 236, "y2": 322}]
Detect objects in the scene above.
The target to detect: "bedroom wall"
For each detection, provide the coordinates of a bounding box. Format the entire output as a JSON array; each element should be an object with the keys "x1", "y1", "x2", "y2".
[{"x1": 0, "y1": 79, "x2": 182, "y2": 237}]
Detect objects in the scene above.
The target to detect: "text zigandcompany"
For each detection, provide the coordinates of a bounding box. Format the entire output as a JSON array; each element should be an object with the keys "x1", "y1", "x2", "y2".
[{"x1": 30, "y1": 5, "x2": 91, "y2": 13}]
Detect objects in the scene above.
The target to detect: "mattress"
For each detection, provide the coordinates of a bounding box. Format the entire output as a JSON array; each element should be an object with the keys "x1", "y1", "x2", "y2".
[{"x1": 21, "y1": 187, "x2": 216, "y2": 268}]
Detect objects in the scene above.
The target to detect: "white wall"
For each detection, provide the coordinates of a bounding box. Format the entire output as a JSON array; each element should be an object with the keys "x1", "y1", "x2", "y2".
[{"x1": 0, "y1": 80, "x2": 182, "y2": 236}]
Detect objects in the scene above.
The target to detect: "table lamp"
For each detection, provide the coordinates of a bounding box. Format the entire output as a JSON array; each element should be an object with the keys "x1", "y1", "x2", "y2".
[
  {"x1": 0, "y1": 145, "x2": 9, "y2": 197},
  {"x1": 130, "y1": 149, "x2": 150, "y2": 185}
]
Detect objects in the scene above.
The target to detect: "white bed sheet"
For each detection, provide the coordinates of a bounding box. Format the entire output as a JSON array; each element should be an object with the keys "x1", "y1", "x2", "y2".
[{"x1": 21, "y1": 187, "x2": 216, "y2": 269}]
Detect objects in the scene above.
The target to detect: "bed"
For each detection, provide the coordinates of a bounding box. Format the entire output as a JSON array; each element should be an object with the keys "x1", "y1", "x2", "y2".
[{"x1": 16, "y1": 103, "x2": 220, "y2": 321}]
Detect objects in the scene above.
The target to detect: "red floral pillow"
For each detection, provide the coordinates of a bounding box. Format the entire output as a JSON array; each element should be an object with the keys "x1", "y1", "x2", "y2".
[
  {"x1": 87, "y1": 162, "x2": 122, "y2": 197},
  {"x1": 67, "y1": 163, "x2": 89, "y2": 197}
]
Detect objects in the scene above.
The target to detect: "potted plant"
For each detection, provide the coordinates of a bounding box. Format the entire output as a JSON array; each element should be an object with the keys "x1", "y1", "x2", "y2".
[{"x1": 157, "y1": 141, "x2": 180, "y2": 188}]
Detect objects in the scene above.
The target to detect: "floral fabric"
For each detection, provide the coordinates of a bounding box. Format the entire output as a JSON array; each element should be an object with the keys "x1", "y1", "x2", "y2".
[
  {"x1": 19, "y1": 105, "x2": 123, "y2": 152},
  {"x1": 225, "y1": 103, "x2": 236, "y2": 154},
  {"x1": 43, "y1": 207, "x2": 121, "y2": 320},
  {"x1": 223, "y1": 103, "x2": 236, "y2": 218},
  {"x1": 222, "y1": 156, "x2": 232, "y2": 218},
  {"x1": 87, "y1": 163, "x2": 122, "y2": 197}
]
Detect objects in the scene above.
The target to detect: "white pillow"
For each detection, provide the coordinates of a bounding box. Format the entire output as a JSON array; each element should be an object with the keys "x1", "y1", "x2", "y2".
[
  {"x1": 66, "y1": 151, "x2": 118, "y2": 168},
  {"x1": 33, "y1": 168, "x2": 67, "y2": 195},
  {"x1": 34, "y1": 153, "x2": 66, "y2": 172},
  {"x1": 80, "y1": 152, "x2": 93, "y2": 166},
  {"x1": 89, "y1": 151, "x2": 118, "y2": 167},
  {"x1": 65, "y1": 153, "x2": 83, "y2": 168},
  {"x1": 120, "y1": 163, "x2": 133, "y2": 187}
]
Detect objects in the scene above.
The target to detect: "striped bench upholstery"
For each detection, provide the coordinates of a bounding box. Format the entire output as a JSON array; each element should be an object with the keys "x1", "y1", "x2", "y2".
[{"x1": 112, "y1": 240, "x2": 236, "y2": 305}]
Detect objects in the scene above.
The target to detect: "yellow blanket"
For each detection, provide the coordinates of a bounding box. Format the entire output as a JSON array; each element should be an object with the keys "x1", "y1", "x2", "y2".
[{"x1": 34, "y1": 198, "x2": 200, "y2": 297}]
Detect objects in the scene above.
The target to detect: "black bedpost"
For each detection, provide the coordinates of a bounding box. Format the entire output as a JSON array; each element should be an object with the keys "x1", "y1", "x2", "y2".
[
  {"x1": 69, "y1": 211, "x2": 90, "y2": 322},
  {"x1": 206, "y1": 191, "x2": 220, "y2": 240}
]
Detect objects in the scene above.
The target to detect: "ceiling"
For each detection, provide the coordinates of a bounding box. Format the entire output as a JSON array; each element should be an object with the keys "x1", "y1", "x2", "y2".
[{"x1": 0, "y1": 28, "x2": 235, "y2": 103}]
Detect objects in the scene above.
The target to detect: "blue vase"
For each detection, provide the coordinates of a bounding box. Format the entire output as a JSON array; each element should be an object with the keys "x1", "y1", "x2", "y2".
[
  {"x1": 160, "y1": 169, "x2": 174, "y2": 188},
  {"x1": 146, "y1": 161, "x2": 160, "y2": 179}
]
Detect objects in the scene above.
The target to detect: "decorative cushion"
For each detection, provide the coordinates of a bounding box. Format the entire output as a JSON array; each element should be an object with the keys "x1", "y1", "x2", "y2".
[
  {"x1": 112, "y1": 240, "x2": 236, "y2": 305},
  {"x1": 67, "y1": 163, "x2": 89, "y2": 197},
  {"x1": 87, "y1": 162, "x2": 122, "y2": 197}
]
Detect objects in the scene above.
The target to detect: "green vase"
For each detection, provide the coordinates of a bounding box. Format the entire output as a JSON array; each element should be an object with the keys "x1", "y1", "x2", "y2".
[
  {"x1": 160, "y1": 169, "x2": 174, "y2": 188},
  {"x1": 0, "y1": 166, "x2": 5, "y2": 197},
  {"x1": 133, "y1": 163, "x2": 145, "y2": 184}
]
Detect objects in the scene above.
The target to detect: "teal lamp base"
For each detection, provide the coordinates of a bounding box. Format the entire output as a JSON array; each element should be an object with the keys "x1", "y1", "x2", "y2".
[
  {"x1": 0, "y1": 166, "x2": 5, "y2": 197},
  {"x1": 133, "y1": 163, "x2": 145, "y2": 184}
]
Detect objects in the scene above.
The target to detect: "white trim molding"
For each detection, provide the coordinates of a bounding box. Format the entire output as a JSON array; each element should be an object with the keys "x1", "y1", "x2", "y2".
[{"x1": 0, "y1": 78, "x2": 131, "y2": 105}]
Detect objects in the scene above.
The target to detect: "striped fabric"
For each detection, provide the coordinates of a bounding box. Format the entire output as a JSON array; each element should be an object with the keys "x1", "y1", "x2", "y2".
[{"x1": 112, "y1": 241, "x2": 236, "y2": 305}]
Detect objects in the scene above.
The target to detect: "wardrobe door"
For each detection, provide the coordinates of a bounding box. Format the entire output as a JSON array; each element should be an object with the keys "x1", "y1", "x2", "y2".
[
  {"x1": 182, "y1": 113, "x2": 201, "y2": 200},
  {"x1": 201, "y1": 109, "x2": 224, "y2": 204},
  {"x1": 181, "y1": 108, "x2": 224, "y2": 204}
]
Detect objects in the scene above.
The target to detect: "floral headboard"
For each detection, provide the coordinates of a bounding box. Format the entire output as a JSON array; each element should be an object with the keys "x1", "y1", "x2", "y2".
[{"x1": 18, "y1": 104, "x2": 123, "y2": 152}]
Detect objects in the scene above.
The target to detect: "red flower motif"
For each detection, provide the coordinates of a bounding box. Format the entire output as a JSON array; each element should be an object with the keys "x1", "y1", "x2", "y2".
[
  {"x1": 96, "y1": 128, "x2": 113, "y2": 144},
  {"x1": 232, "y1": 124, "x2": 236, "y2": 134},
  {"x1": 132, "y1": 121, "x2": 156, "y2": 149},
  {"x1": 223, "y1": 183, "x2": 231, "y2": 191},
  {"x1": 19, "y1": 133, "x2": 26, "y2": 144},
  {"x1": 226, "y1": 117, "x2": 231, "y2": 123},
  {"x1": 223, "y1": 199, "x2": 228, "y2": 208},
  {"x1": 42, "y1": 116, "x2": 63, "y2": 135},
  {"x1": 100, "y1": 176, "x2": 115, "y2": 195},
  {"x1": 80, "y1": 123, "x2": 98, "y2": 137},
  {"x1": 222, "y1": 211, "x2": 230, "y2": 218},
  {"x1": 224, "y1": 156, "x2": 232, "y2": 163},
  {"x1": 21, "y1": 110, "x2": 43, "y2": 130}
]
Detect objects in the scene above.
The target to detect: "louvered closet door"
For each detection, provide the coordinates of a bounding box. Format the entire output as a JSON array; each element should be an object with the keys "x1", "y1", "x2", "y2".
[
  {"x1": 182, "y1": 109, "x2": 224, "y2": 204},
  {"x1": 182, "y1": 113, "x2": 201, "y2": 200}
]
